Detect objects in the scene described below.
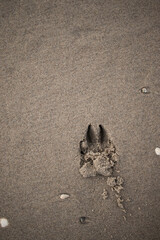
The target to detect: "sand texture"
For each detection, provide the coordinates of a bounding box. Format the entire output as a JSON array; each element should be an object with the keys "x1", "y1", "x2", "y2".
[{"x1": 0, "y1": 0, "x2": 160, "y2": 240}]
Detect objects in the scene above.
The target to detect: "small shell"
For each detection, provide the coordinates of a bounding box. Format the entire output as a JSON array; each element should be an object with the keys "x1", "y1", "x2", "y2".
[
  {"x1": 60, "y1": 194, "x2": 70, "y2": 200},
  {"x1": 0, "y1": 218, "x2": 9, "y2": 228},
  {"x1": 140, "y1": 87, "x2": 150, "y2": 94},
  {"x1": 155, "y1": 147, "x2": 160, "y2": 156}
]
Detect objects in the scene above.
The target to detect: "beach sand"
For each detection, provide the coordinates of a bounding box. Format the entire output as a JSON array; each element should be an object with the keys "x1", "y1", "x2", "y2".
[{"x1": 0, "y1": 0, "x2": 160, "y2": 239}]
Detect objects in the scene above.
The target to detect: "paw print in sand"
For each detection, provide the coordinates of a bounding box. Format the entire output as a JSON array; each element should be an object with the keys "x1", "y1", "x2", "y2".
[
  {"x1": 79, "y1": 124, "x2": 118, "y2": 178},
  {"x1": 79, "y1": 124, "x2": 126, "y2": 214}
]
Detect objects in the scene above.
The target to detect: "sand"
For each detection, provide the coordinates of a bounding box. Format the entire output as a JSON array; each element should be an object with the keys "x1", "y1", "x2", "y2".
[{"x1": 0, "y1": 0, "x2": 160, "y2": 240}]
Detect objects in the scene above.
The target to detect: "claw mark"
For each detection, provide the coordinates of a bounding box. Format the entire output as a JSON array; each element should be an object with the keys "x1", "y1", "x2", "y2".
[
  {"x1": 99, "y1": 124, "x2": 106, "y2": 143},
  {"x1": 99, "y1": 124, "x2": 109, "y2": 150},
  {"x1": 86, "y1": 124, "x2": 96, "y2": 146}
]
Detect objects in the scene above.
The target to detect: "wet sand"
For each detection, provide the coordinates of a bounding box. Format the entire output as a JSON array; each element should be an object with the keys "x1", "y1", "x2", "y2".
[{"x1": 0, "y1": 0, "x2": 160, "y2": 239}]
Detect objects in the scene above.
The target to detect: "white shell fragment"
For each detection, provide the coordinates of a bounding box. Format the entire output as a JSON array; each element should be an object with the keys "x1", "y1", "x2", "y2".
[
  {"x1": 0, "y1": 218, "x2": 9, "y2": 228},
  {"x1": 60, "y1": 194, "x2": 70, "y2": 200},
  {"x1": 155, "y1": 147, "x2": 160, "y2": 155}
]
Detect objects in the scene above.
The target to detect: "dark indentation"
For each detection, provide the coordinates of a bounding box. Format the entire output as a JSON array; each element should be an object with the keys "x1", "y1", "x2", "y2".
[
  {"x1": 80, "y1": 159, "x2": 84, "y2": 168},
  {"x1": 86, "y1": 124, "x2": 96, "y2": 145},
  {"x1": 108, "y1": 153, "x2": 112, "y2": 159},
  {"x1": 87, "y1": 158, "x2": 93, "y2": 165},
  {"x1": 110, "y1": 166, "x2": 114, "y2": 171},
  {"x1": 79, "y1": 141, "x2": 85, "y2": 155},
  {"x1": 99, "y1": 124, "x2": 108, "y2": 144},
  {"x1": 79, "y1": 217, "x2": 86, "y2": 224}
]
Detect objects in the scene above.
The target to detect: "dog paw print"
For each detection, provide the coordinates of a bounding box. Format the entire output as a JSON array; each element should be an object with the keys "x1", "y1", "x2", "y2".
[
  {"x1": 79, "y1": 124, "x2": 126, "y2": 213},
  {"x1": 79, "y1": 124, "x2": 118, "y2": 178}
]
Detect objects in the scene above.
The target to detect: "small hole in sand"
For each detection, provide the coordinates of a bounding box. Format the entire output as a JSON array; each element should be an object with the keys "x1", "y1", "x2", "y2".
[
  {"x1": 0, "y1": 218, "x2": 9, "y2": 228},
  {"x1": 140, "y1": 87, "x2": 150, "y2": 94},
  {"x1": 79, "y1": 216, "x2": 86, "y2": 224},
  {"x1": 155, "y1": 147, "x2": 160, "y2": 156}
]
